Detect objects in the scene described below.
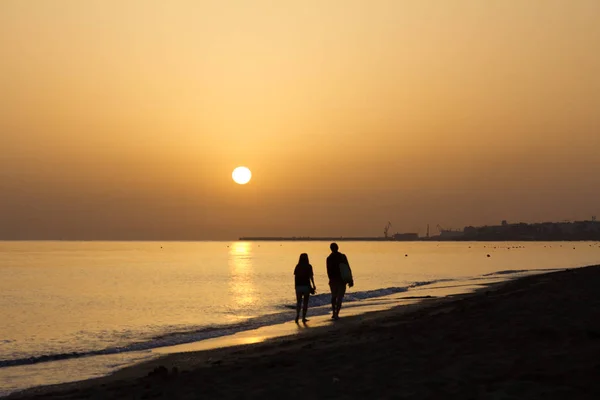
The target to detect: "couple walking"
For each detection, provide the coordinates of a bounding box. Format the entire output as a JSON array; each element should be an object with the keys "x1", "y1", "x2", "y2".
[{"x1": 293, "y1": 243, "x2": 354, "y2": 323}]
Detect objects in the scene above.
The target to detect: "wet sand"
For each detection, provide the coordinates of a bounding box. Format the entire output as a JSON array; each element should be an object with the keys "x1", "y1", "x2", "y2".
[{"x1": 8, "y1": 265, "x2": 600, "y2": 399}]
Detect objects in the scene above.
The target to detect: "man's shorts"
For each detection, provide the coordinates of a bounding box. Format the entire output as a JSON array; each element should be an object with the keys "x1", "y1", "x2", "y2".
[{"x1": 329, "y1": 281, "x2": 347, "y2": 298}]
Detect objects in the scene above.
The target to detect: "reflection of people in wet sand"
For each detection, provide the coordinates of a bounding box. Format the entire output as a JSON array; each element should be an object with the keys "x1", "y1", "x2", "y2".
[
  {"x1": 294, "y1": 253, "x2": 316, "y2": 323},
  {"x1": 327, "y1": 243, "x2": 354, "y2": 320}
]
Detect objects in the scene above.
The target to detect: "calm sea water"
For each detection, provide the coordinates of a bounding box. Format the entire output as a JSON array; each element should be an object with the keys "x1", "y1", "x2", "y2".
[{"x1": 1, "y1": 240, "x2": 600, "y2": 395}]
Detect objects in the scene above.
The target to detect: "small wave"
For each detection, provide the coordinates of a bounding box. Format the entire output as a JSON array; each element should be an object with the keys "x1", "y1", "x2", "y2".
[
  {"x1": 0, "y1": 325, "x2": 256, "y2": 368},
  {"x1": 483, "y1": 269, "x2": 530, "y2": 276},
  {"x1": 482, "y1": 268, "x2": 562, "y2": 277},
  {"x1": 303, "y1": 287, "x2": 410, "y2": 308},
  {"x1": 285, "y1": 279, "x2": 457, "y2": 309},
  {"x1": 408, "y1": 279, "x2": 455, "y2": 288}
]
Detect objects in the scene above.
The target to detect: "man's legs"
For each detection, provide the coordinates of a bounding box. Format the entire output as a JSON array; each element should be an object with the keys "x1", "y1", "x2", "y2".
[
  {"x1": 329, "y1": 282, "x2": 339, "y2": 318},
  {"x1": 335, "y1": 282, "x2": 347, "y2": 317}
]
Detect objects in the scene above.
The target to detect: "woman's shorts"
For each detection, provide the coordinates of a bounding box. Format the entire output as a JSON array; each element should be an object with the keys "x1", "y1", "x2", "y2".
[{"x1": 295, "y1": 285, "x2": 311, "y2": 295}]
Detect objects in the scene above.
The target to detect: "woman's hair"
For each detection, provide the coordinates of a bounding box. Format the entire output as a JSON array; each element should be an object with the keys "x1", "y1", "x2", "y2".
[{"x1": 297, "y1": 253, "x2": 310, "y2": 266}]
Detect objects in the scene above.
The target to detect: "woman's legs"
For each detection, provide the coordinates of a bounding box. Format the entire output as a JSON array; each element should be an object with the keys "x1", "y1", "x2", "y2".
[
  {"x1": 295, "y1": 292, "x2": 303, "y2": 323},
  {"x1": 302, "y1": 293, "x2": 310, "y2": 322}
]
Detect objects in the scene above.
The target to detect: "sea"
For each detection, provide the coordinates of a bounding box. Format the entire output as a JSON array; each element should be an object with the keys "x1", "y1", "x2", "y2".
[{"x1": 1, "y1": 240, "x2": 600, "y2": 395}]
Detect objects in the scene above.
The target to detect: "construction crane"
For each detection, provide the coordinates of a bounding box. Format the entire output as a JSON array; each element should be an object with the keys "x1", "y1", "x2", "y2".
[{"x1": 384, "y1": 221, "x2": 392, "y2": 238}]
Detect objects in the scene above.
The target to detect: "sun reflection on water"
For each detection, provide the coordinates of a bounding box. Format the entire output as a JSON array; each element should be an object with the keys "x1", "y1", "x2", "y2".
[{"x1": 228, "y1": 242, "x2": 257, "y2": 310}]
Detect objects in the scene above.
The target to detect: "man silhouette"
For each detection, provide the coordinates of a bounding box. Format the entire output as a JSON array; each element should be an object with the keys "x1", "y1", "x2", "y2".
[{"x1": 326, "y1": 243, "x2": 353, "y2": 320}]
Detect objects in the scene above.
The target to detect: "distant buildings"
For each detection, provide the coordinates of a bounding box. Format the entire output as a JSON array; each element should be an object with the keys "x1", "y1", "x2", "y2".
[
  {"x1": 460, "y1": 219, "x2": 600, "y2": 241},
  {"x1": 240, "y1": 218, "x2": 600, "y2": 242},
  {"x1": 392, "y1": 232, "x2": 419, "y2": 241},
  {"x1": 437, "y1": 230, "x2": 464, "y2": 240}
]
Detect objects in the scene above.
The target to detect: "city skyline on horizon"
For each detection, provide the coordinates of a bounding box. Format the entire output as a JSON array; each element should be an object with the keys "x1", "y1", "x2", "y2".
[{"x1": 1, "y1": 215, "x2": 599, "y2": 241}]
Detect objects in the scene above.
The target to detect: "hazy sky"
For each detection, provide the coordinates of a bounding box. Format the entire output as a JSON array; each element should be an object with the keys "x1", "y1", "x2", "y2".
[{"x1": 1, "y1": 0, "x2": 599, "y2": 240}]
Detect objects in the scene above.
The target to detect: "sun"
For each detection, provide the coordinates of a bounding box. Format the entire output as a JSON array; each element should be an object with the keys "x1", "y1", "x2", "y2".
[{"x1": 232, "y1": 166, "x2": 252, "y2": 185}]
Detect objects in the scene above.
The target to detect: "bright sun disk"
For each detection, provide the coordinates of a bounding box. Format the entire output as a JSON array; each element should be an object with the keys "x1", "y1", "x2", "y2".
[{"x1": 232, "y1": 166, "x2": 252, "y2": 185}]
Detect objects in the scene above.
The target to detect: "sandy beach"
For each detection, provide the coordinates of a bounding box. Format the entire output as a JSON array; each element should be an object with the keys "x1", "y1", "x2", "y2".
[{"x1": 7, "y1": 265, "x2": 600, "y2": 399}]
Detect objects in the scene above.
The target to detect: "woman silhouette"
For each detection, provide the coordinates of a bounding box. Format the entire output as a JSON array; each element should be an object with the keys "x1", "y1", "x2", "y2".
[{"x1": 294, "y1": 253, "x2": 316, "y2": 323}]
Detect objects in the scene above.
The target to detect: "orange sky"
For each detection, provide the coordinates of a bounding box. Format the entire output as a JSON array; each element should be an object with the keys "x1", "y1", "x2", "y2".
[{"x1": 1, "y1": 0, "x2": 599, "y2": 240}]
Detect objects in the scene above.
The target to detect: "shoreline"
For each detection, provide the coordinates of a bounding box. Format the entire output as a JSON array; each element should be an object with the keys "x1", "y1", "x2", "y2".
[
  {"x1": 4, "y1": 292, "x2": 478, "y2": 399},
  {"x1": 9, "y1": 265, "x2": 600, "y2": 398},
  {"x1": 2, "y1": 283, "x2": 486, "y2": 398},
  {"x1": 0, "y1": 274, "x2": 513, "y2": 395}
]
